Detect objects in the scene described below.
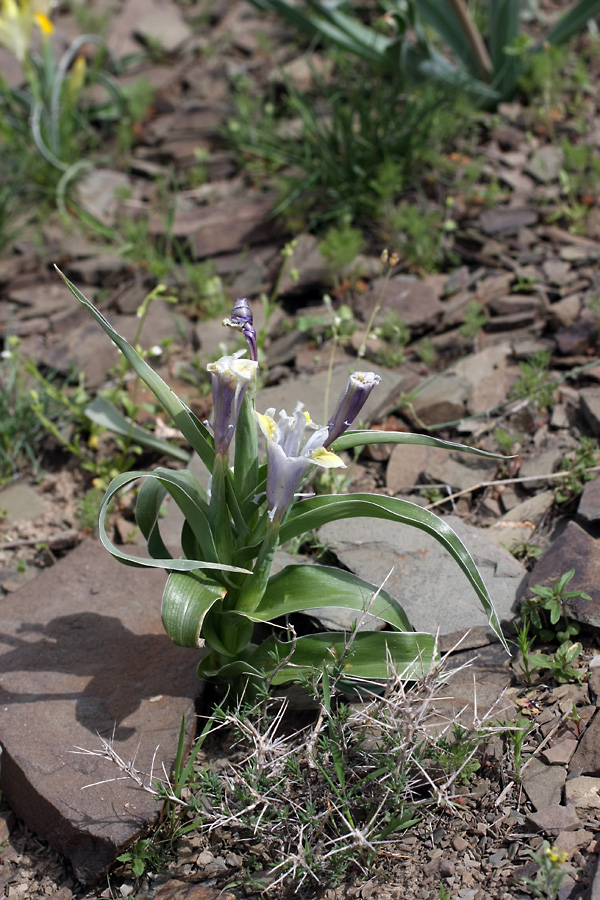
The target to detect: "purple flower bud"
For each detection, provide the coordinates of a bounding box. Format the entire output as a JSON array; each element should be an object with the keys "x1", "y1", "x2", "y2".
[
  {"x1": 207, "y1": 350, "x2": 258, "y2": 457},
  {"x1": 222, "y1": 298, "x2": 257, "y2": 361},
  {"x1": 326, "y1": 372, "x2": 381, "y2": 446}
]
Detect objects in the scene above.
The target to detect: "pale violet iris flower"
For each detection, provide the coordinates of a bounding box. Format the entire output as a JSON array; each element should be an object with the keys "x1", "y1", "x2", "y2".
[
  {"x1": 326, "y1": 371, "x2": 381, "y2": 446},
  {"x1": 207, "y1": 349, "x2": 257, "y2": 457},
  {"x1": 255, "y1": 403, "x2": 345, "y2": 524}
]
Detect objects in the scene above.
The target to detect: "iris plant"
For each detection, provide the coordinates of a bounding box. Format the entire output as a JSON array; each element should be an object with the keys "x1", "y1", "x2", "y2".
[{"x1": 59, "y1": 271, "x2": 509, "y2": 687}]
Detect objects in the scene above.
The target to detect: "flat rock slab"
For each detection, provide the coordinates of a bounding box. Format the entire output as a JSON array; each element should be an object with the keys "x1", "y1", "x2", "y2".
[
  {"x1": 526, "y1": 520, "x2": 600, "y2": 628},
  {"x1": 318, "y1": 515, "x2": 526, "y2": 649},
  {"x1": 0, "y1": 540, "x2": 202, "y2": 884}
]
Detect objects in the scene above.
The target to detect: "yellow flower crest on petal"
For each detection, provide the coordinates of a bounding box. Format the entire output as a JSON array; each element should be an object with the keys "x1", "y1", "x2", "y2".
[
  {"x1": 311, "y1": 447, "x2": 346, "y2": 469},
  {"x1": 34, "y1": 12, "x2": 53, "y2": 34},
  {"x1": 255, "y1": 410, "x2": 277, "y2": 441},
  {"x1": 303, "y1": 410, "x2": 313, "y2": 425}
]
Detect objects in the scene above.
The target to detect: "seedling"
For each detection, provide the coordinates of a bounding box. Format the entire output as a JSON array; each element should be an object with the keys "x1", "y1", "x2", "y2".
[
  {"x1": 521, "y1": 569, "x2": 587, "y2": 644},
  {"x1": 522, "y1": 841, "x2": 579, "y2": 900}
]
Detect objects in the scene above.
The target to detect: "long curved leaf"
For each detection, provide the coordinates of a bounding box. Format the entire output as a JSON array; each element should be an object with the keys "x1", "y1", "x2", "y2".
[
  {"x1": 56, "y1": 268, "x2": 215, "y2": 471},
  {"x1": 254, "y1": 564, "x2": 413, "y2": 630},
  {"x1": 162, "y1": 572, "x2": 225, "y2": 647},
  {"x1": 279, "y1": 494, "x2": 509, "y2": 652},
  {"x1": 98, "y1": 470, "x2": 250, "y2": 574},
  {"x1": 546, "y1": 0, "x2": 600, "y2": 46},
  {"x1": 331, "y1": 429, "x2": 509, "y2": 459},
  {"x1": 204, "y1": 631, "x2": 437, "y2": 684}
]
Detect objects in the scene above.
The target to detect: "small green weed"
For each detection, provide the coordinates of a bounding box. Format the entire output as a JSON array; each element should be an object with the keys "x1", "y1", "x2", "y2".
[
  {"x1": 521, "y1": 840, "x2": 579, "y2": 900},
  {"x1": 499, "y1": 713, "x2": 533, "y2": 783},
  {"x1": 527, "y1": 640, "x2": 584, "y2": 684},
  {"x1": 459, "y1": 301, "x2": 487, "y2": 342},
  {"x1": 385, "y1": 203, "x2": 445, "y2": 272},
  {"x1": 319, "y1": 223, "x2": 364, "y2": 279},
  {"x1": 509, "y1": 350, "x2": 555, "y2": 412},
  {"x1": 507, "y1": 541, "x2": 542, "y2": 564},
  {"x1": 555, "y1": 437, "x2": 599, "y2": 506},
  {"x1": 521, "y1": 569, "x2": 587, "y2": 644},
  {"x1": 374, "y1": 310, "x2": 411, "y2": 366}
]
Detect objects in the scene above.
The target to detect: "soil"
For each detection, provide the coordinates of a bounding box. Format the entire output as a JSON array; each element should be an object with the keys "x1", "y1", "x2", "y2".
[{"x1": 3, "y1": 0, "x2": 600, "y2": 898}]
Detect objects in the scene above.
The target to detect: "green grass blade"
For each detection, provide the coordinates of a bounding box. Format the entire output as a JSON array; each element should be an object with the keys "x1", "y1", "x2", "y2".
[
  {"x1": 488, "y1": 0, "x2": 519, "y2": 99},
  {"x1": 279, "y1": 494, "x2": 509, "y2": 652},
  {"x1": 253, "y1": 564, "x2": 413, "y2": 630}
]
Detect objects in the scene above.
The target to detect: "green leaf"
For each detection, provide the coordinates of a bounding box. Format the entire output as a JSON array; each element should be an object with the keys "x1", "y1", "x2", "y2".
[
  {"x1": 249, "y1": 631, "x2": 437, "y2": 684},
  {"x1": 416, "y1": 0, "x2": 482, "y2": 76},
  {"x1": 331, "y1": 429, "x2": 509, "y2": 460},
  {"x1": 136, "y1": 477, "x2": 171, "y2": 560},
  {"x1": 85, "y1": 395, "x2": 190, "y2": 462},
  {"x1": 546, "y1": 0, "x2": 600, "y2": 47},
  {"x1": 280, "y1": 493, "x2": 509, "y2": 653},
  {"x1": 161, "y1": 571, "x2": 226, "y2": 647},
  {"x1": 254, "y1": 564, "x2": 413, "y2": 631},
  {"x1": 488, "y1": 0, "x2": 520, "y2": 98},
  {"x1": 56, "y1": 268, "x2": 215, "y2": 471},
  {"x1": 98, "y1": 470, "x2": 250, "y2": 575}
]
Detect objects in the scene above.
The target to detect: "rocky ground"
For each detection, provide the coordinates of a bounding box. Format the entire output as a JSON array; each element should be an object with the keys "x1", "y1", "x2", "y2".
[{"x1": 3, "y1": 0, "x2": 600, "y2": 898}]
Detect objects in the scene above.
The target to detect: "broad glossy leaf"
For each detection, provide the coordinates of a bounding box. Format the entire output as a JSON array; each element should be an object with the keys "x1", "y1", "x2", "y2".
[
  {"x1": 56, "y1": 269, "x2": 215, "y2": 471},
  {"x1": 331, "y1": 429, "x2": 509, "y2": 459},
  {"x1": 85, "y1": 395, "x2": 189, "y2": 462},
  {"x1": 136, "y1": 477, "x2": 171, "y2": 560},
  {"x1": 98, "y1": 470, "x2": 249, "y2": 574},
  {"x1": 162, "y1": 572, "x2": 225, "y2": 647},
  {"x1": 254, "y1": 564, "x2": 412, "y2": 630},
  {"x1": 245, "y1": 631, "x2": 437, "y2": 684},
  {"x1": 280, "y1": 493, "x2": 509, "y2": 652}
]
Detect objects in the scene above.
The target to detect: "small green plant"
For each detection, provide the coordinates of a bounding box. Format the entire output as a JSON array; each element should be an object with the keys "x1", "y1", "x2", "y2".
[
  {"x1": 319, "y1": 223, "x2": 364, "y2": 278},
  {"x1": 459, "y1": 301, "x2": 487, "y2": 341},
  {"x1": 555, "y1": 437, "x2": 599, "y2": 506},
  {"x1": 521, "y1": 569, "x2": 587, "y2": 644},
  {"x1": 374, "y1": 310, "x2": 411, "y2": 367},
  {"x1": 509, "y1": 350, "x2": 555, "y2": 413},
  {"x1": 522, "y1": 841, "x2": 579, "y2": 900},
  {"x1": 513, "y1": 618, "x2": 537, "y2": 685},
  {"x1": 528, "y1": 640, "x2": 584, "y2": 684},
  {"x1": 430, "y1": 722, "x2": 484, "y2": 785},
  {"x1": 417, "y1": 337, "x2": 437, "y2": 367},
  {"x1": 500, "y1": 713, "x2": 533, "y2": 783},
  {"x1": 386, "y1": 203, "x2": 445, "y2": 272},
  {"x1": 494, "y1": 426, "x2": 522, "y2": 456},
  {"x1": 507, "y1": 541, "x2": 542, "y2": 564}
]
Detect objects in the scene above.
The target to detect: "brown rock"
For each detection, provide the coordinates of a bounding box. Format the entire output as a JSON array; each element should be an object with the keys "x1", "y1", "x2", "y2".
[
  {"x1": 578, "y1": 479, "x2": 600, "y2": 523},
  {"x1": 542, "y1": 739, "x2": 578, "y2": 767},
  {"x1": 156, "y1": 883, "x2": 236, "y2": 900},
  {"x1": 554, "y1": 828, "x2": 594, "y2": 857},
  {"x1": 570, "y1": 712, "x2": 600, "y2": 776},
  {"x1": 479, "y1": 207, "x2": 537, "y2": 235},
  {"x1": 358, "y1": 277, "x2": 444, "y2": 332},
  {"x1": 527, "y1": 805, "x2": 581, "y2": 836},
  {"x1": 0, "y1": 540, "x2": 202, "y2": 883},
  {"x1": 565, "y1": 775, "x2": 600, "y2": 809},
  {"x1": 522, "y1": 759, "x2": 566, "y2": 810},
  {"x1": 525, "y1": 521, "x2": 600, "y2": 628}
]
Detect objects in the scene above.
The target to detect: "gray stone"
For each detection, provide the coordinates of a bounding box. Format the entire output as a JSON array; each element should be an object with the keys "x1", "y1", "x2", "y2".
[
  {"x1": 565, "y1": 776, "x2": 600, "y2": 809},
  {"x1": 0, "y1": 540, "x2": 201, "y2": 883},
  {"x1": 527, "y1": 805, "x2": 581, "y2": 837},
  {"x1": 318, "y1": 515, "x2": 525, "y2": 649},
  {"x1": 359, "y1": 277, "x2": 444, "y2": 332},
  {"x1": 76, "y1": 169, "x2": 130, "y2": 227},
  {"x1": 542, "y1": 739, "x2": 578, "y2": 767},
  {"x1": 500, "y1": 491, "x2": 555, "y2": 526},
  {"x1": 580, "y1": 388, "x2": 600, "y2": 436},
  {"x1": 277, "y1": 234, "x2": 329, "y2": 295},
  {"x1": 386, "y1": 442, "x2": 496, "y2": 495},
  {"x1": 555, "y1": 828, "x2": 593, "y2": 857},
  {"x1": 550, "y1": 295, "x2": 582, "y2": 329},
  {"x1": 522, "y1": 758, "x2": 566, "y2": 810},
  {"x1": 411, "y1": 371, "x2": 472, "y2": 427},
  {"x1": 525, "y1": 521, "x2": 600, "y2": 628},
  {"x1": 479, "y1": 207, "x2": 538, "y2": 235},
  {"x1": 569, "y1": 712, "x2": 600, "y2": 776},
  {"x1": 518, "y1": 446, "x2": 565, "y2": 492},
  {"x1": 578, "y1": 479, "x2": 600, "y2": 522},
  {"x1": 453, "y1": 344, "x2": 519, "y2": 415},
  {"x1": 0, "y1": 482, "x2": 46, "y2": 524},
  {"x1": 526, "y1": 146, "x2": 564, "y2": 184}
]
